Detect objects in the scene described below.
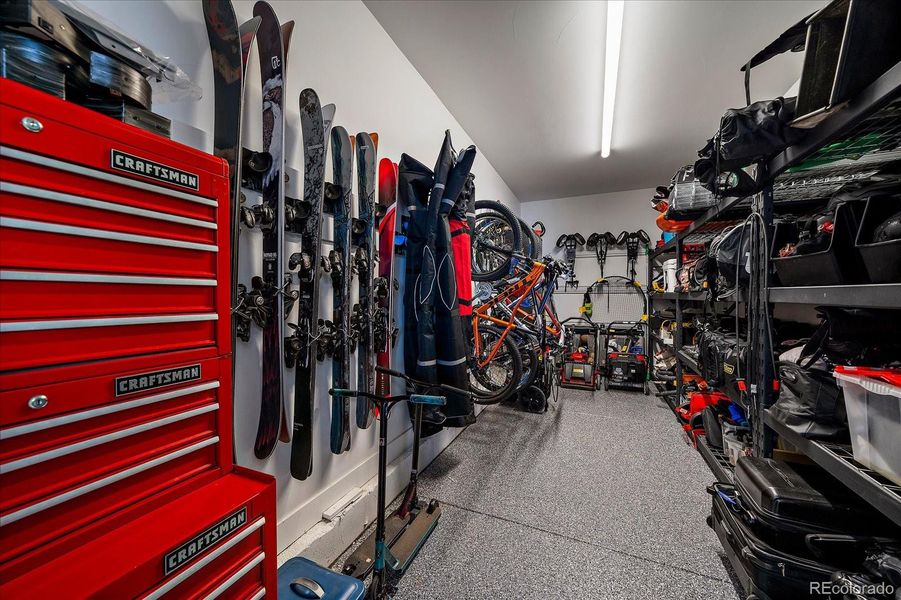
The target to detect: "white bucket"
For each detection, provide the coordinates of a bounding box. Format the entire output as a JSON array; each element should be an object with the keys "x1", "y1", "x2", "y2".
[{"x1": 663, "y1": 259, "x2": 677, "y2": 292}]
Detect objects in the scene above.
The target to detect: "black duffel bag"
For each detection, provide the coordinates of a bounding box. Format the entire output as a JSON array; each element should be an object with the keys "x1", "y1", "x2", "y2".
[
  {"x1": 769, "y1": 361, "x2": 848, "y2": 442},
  {"x1": 721, "y1": 342, "x2": 748, "y2": 405},
  {"x1": 695, "y1": 97, "x2": 805, "y2": 197},
  {"x1": 697, "y1": 329, "x2": 726, "y2": 387},
  {"x1": 801, "y1": 307, "x2": 901, "y2": 367},
  {"x1": 697, "y1": 329, "x2": 748, "y2": 403}
]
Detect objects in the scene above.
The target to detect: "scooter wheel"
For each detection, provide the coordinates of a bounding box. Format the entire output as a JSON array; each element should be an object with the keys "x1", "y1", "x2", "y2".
[{"x1": 427, "y1": 499, "x2": 440, "y2": 513}]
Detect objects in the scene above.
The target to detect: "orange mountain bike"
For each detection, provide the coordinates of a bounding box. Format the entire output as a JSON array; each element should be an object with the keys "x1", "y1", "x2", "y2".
[{"x1": 469, "y1": 255, "x2": 564, "y2": 404}]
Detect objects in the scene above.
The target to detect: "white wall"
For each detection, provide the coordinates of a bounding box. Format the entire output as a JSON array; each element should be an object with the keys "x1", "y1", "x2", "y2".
[
  {"x1": 80, "y1": 0, "x2": 519, "y2": 557},
  {"x1": 521, "y1": 188, "x2": 659, "y2": 321}
]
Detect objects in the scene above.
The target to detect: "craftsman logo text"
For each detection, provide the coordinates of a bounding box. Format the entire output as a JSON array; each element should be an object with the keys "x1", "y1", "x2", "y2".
[
  {"x1": 111, "y1": 150, "x2": 200, "y2": 190},
  {"x1": 115, "y1": 364, "x2": 201, "y2": 396},
  {"x1": 164, "y1": 509, "x2": 247, "y2": 575}
]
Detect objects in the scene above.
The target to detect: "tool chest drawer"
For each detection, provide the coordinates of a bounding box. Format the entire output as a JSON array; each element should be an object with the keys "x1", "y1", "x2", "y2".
[
  {"x1": 0, "y1": 312, "x2": 221, "y2": 371},
  {"x1": 0, "y1": 271, "x2": 217, "y2": 320},
  {"x1": 0, "y1": 469, "x2": 277, "y2": 599},
  {"x1": 0, "y1": 353, "x2": 233, "y2": 564},
  {"x1": 0, "y1": 79, "x2": 231, "y2": 372}
]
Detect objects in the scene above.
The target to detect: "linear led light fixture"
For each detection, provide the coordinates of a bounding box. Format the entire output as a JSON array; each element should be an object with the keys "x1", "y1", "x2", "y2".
[{"x1": 602, "y1": 0, "x2": 624, "y2": 158}]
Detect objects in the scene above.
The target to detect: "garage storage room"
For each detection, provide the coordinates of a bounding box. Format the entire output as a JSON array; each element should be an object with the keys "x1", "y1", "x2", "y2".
[{"x1": 0, "y1": 0, "x2": 899, "y2": 598}]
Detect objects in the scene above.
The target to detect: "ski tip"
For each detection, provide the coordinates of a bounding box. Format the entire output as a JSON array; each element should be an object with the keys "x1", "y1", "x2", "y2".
[
  {"x1": 322, "y1": 103, "x2": 336, "y2": 124},
  {"x1": 281, "y1": 20, "x2": 295, "y2": 40},
  {"x1": 239, "y1": 15, "x2": 262, "y2": 37},
  {"x1": 370, "y1": 132, "x2": 379, "y2": 150}
]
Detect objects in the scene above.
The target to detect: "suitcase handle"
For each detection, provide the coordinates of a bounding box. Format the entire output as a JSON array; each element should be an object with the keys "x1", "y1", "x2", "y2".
[{"x1": 290, "y1": 577, "x2": 325, "y2": 599}]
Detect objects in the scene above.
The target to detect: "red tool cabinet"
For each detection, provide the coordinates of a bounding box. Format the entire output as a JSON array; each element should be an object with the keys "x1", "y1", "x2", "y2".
[{"x1": 0, "y1": 79, "x2": 277, "y2": 598}]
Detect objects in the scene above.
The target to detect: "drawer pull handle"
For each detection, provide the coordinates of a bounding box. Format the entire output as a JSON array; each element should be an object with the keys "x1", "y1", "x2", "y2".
[
  {"x1": 27, "y1": 395, "x2": 48, "y2": 410},
  {"x1": 20, "y1": 117, "x2": 43, "y2": 133}
]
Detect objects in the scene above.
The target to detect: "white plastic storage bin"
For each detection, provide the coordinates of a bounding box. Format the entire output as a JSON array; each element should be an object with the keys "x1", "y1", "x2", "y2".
[{"x1": 834, "y1": 367, "x2": 901, "y2": 486}]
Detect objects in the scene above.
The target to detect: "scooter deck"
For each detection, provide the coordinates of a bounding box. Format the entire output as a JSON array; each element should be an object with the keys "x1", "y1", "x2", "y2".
[
  {"x1": 342, "y1": 513, "x2": 408, "y2": 579},
  {"x1": 390, "y1": 501, "x2": 441, "y2": 575}
]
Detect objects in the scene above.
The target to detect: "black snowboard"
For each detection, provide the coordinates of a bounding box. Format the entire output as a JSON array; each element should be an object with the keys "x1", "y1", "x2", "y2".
[
  {"x1": 329, "y1": 125, "x2": 353, "y2": 454},
  {"x1": 287, "y1": 90, "x2": 335, "y2": 479},
  {"x1": 250, "y1": 1, "x2": 287, "y2": 460},
  {"x1": 352, "y1": 132, "x2": 377, "y2": 429}
]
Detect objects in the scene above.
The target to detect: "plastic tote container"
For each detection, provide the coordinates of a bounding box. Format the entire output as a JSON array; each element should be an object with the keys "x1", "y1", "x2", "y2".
[{"x1": 834, "y1": 366, "x2": 901, "y2": 485}]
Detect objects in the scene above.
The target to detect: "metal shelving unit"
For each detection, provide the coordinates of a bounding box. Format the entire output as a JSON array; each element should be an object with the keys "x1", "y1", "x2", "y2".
[
  {"x1": 649, "y1": 291, "x2": 708, "y2": 302},
  {"x1": 647, "y1": 57, "x2": 901, "y2": 528},
  {"x1": 768, "y1": 284, "x2": 901, "y2": 309},
  {"x1": 764, "y1": 412, "x2": 901, "y2": 528},
  {"x1": 758, "y1": 63, "x2": 901, "y2": 525}
]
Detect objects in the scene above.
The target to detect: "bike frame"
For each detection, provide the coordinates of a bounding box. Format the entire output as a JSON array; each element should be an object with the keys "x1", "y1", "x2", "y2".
[{"x1": 472, "y1": 259, "x2": 562, "y2": 368}]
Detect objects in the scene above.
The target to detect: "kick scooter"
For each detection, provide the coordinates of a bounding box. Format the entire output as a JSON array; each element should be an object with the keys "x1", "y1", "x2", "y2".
[{"x1": 330, "y1": 366, "x2": 470, "y2": 599}]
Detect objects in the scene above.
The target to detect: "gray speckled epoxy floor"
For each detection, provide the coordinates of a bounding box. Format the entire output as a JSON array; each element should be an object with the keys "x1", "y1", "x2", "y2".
[{"x1": 348, "y1": 388, "x2": 745, "y2": 599}]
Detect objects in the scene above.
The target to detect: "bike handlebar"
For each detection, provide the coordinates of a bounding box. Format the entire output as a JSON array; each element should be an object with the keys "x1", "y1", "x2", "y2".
[{"x1": 375, "y1": 366, "x2": 471, "y2": 397}]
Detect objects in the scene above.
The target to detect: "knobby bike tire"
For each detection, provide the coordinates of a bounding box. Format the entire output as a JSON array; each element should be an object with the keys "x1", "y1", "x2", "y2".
[
  {"x1": 518, "y1": 218, "x2": 540, "y2": 259},
  {"x1": 472, "y1": 200, "x2": 521, "y2": 282},
  {"x1": 469, "y1": 323, "x2": 523, "y2": 405}
]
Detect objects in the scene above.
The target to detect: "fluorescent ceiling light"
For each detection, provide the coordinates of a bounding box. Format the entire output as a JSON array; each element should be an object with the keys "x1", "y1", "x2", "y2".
[{"x1": 601, "y1": 0, "x2": 624, "y2": 158}]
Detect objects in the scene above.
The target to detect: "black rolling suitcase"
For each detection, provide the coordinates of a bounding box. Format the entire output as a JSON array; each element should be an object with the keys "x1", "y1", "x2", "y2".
[
  {"x1": 733, "y1": 457, "x2": 900, "y2": 564},
  {"x1": 709, "y1": 484, "x2": 836, "y2": 600}
]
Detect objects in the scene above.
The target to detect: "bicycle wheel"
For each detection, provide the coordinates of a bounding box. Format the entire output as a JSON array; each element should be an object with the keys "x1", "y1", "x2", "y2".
[
  {"x1": 472, "y1": 200, "x2": 521, "y2": 282},
  {"x1": 469, "y1": 324, "x2": 523, "y2": 404},
  {"x1": 511, "y1": 330, "x2": 541, "y2": 393},
  {"x1": 519, "y1": 218, "x2": 540, "y2": 259},
  {"x1": 519, "y1": 385, "x2": 547, "y2": 413}
]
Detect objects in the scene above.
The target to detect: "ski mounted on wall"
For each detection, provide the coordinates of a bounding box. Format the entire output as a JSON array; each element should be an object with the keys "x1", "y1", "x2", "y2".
[
  {"x1": 202, "y1": 0, "x2": 261, "y2": 458},
  {"x1": 374, "y1": 159, "x2": 399, "y2": 398},
  {"x1": 351, "y1": 132, "x2": 377, "y2": 429},
  {"x1": 244, "y1": 1, "x2": 291, "y2": 460},
  {"x1": 286, "y1": 89, "x2": 336, "y2": 480},
  {"x1": 328, "y1": 126, "x2": 354, "y2": 454}
]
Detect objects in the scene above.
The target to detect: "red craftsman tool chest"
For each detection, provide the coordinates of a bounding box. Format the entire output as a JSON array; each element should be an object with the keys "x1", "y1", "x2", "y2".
[{"x1": 0, "y1": 79, "x2": 276, "y2": 597}]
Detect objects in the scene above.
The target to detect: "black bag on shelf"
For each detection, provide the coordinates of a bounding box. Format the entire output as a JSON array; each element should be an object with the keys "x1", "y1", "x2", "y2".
[
  {"x1": 769, "y1": 360, "x2": 848, "y2": 442},
  {"x1": 695, "y1": 97, "x2": 806, "y2": 197},
  {"x1": 697, "y1": 328, "x2": 748, "y2": 406},
  {"x1": 720, "y1": 342, "x2": 749, "y2": 406},
  {"x1": 697, "y1": 329, "x2": 727, "y2": 387},
  {"x1": 800, "y1": 307, "x2": 901, "y2": 367},
  {"x1": 710, "y1": 223, "x2": 752, "y2": 290}
]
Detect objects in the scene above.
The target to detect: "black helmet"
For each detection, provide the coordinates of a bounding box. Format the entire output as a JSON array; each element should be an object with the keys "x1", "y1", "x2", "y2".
[{"x1": 874, "y1": 210, "x2": 901, "y2": 242}]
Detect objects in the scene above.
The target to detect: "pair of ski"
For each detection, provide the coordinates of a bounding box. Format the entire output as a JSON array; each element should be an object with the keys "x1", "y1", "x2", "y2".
[
  {"x1": 328, "y1": 129, "x2": 383, "y2": 455},
  {"x1": 202, "y1": 0, "x2": 320, "y2": 477},
  {"x1": 204, "y1": 0, "x2": 389, "y2": 478}
]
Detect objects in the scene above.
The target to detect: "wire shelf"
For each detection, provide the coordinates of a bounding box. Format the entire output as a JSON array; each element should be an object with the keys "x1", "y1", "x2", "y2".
[
  {"x1": 820, "y1": 441, "x2": 901, "y2": 500},
  {"x1": 697, "y1": 435, "x2": 735, "y2": 484},
  {"x1": 765, "y1": 410, "x2": 901, "y2": 527},
  {"x1": 789, "y1": 98, "x2": 901, "y2": 167}
]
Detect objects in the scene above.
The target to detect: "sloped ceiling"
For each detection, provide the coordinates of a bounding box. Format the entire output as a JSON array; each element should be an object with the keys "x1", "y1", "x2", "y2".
[{"x1": 366, "y1": 0, "x2": 823, "y2": 201}]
